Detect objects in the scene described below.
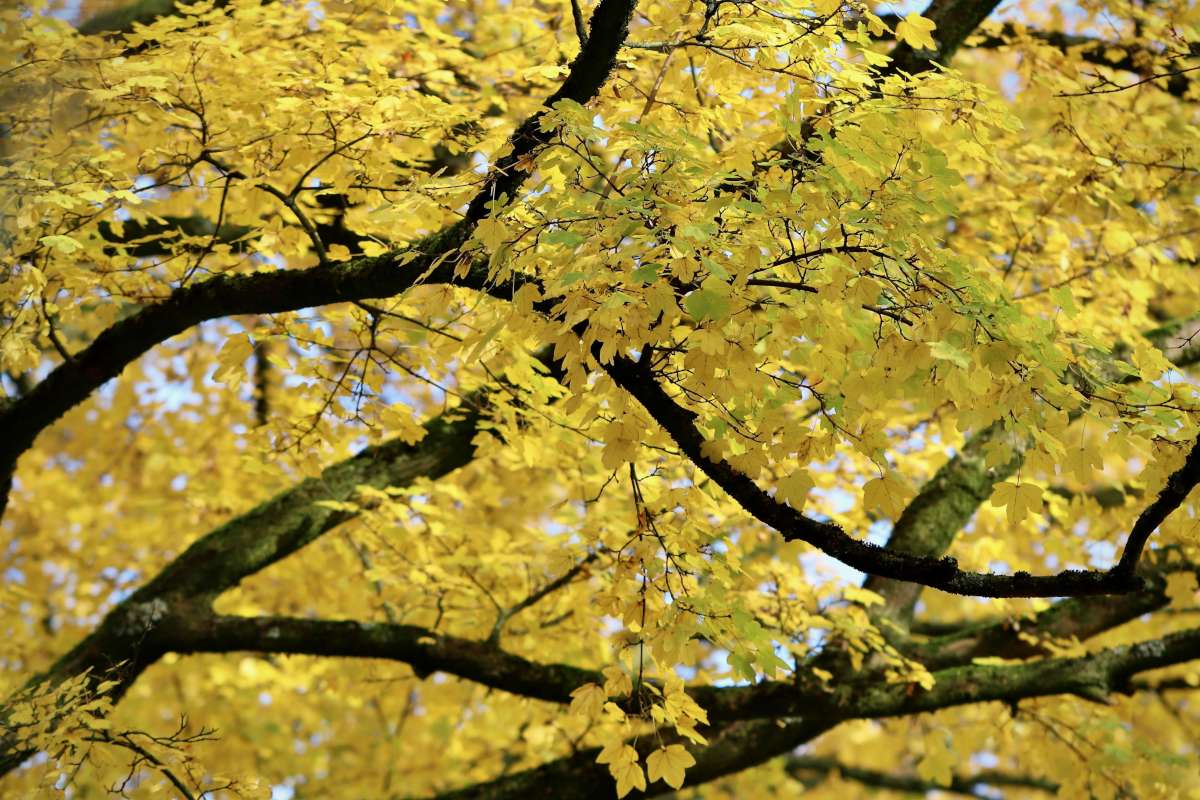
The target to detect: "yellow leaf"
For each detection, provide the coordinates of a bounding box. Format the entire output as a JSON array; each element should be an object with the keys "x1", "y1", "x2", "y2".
[
  {"x1": 1166, "y1": 572, "x2": 1199, "y2": 606},
  {"x1": 612, "y1": 759, "x2": 647, "y2": 798},
  {"x1": 474, "y1": 216, "x2": 507, "y2": 250},
  {"x1": 991, "y1": 481, "x2": 1044, "y2": 524},
  {"x1": 1063, "y1": 445, "x2": 1103, "y2": 484},
  {"x1": 602, "y1": 665, "x2": 632, "y2": 696},
  {"x1": 596, "y1": 742, "x2": 636, "y2": 766},
  {"x1": 776, "y1": 470, "x2": 814, "y2": 508},
  {"x1": 646, "y1": 744, "x2": 695, "y2": 789},
  {"x1": 895, "y1": 14, "x2": 937, "y2": 51},
  {"x1": 863, "y1": 473, "x2": 910, "y2": 518},
  {"x1": 1102, "y1": 227, "x2": 1138, "y2": 253},
  {"x1": 916, "y1": 732, "x2": 954, "y2": 786},
  {"x1": 568, "y1": 682, "x2": 606, "y2": 718},
  {"x1": 359, "y1": 240, "x2": 389, "y2": 257},
  {"x1": 844, "y1": 586, "x2": 885, "y2": 607},
  {"x1": 212, "y1": 333, "x2": 255, "y2": 389},
  {"x1": 40, "y1": 234, "x2": 84, "y2": 254}
]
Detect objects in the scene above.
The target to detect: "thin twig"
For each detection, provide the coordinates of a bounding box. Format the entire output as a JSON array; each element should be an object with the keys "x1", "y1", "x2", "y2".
[
  {"x1": 489, "y1": 551, "x2": 601, "y2": 642},
  {"x1": 570, "y1": 0, "x2": 589, "y2": 48},
  {"x1": 256, "y1": 183, "x2": 331, "y2": 266}
]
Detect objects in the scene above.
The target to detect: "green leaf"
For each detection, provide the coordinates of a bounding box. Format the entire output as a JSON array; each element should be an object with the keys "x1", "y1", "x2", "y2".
[
  {"x1": 631, "y1": 262, "x2": 660, "y2": 284},
  {"x1": 40, "y1": 234, "x2": 84, "y2": 254},
  {"x1": 684, "y1": 287, "x2": 730, "y2": 323},
  {"x1": 929, "y1": 340, "x2": 971, "y2": 368},
  {"x1": 1050, "y1": 285, "x2": 1079, "y2": 318},
  {"x1": 544, "y1": 229, "x2": 586, "y2": 248}
]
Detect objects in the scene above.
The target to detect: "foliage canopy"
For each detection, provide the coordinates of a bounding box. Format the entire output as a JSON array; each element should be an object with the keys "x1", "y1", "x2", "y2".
[{"x1": 2, "y1": 0, "x2": 1200, "y2": 797}]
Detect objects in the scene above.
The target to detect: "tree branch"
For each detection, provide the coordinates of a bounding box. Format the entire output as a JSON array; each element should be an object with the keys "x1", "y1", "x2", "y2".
[
  {"x1": 863, "y1": 420, "x2": 1020, "y2": 622},
  {"x1": 784, "y1": 755, "x2": 1058, "y2": 798},
  {"x1": 968, "y1": 24, "x2": 1199, "y2": 99},
  {"x1": 1113, "y1": 438, "x2": 1200, "y2": 577},
  {"x1": 867, "y1": 329, "x2": 1200, "y2": 624},
  {"x1": 432, "y1": 625, "x2": 1200, "y2": 798},
  {"x1": 489, "y1": 551, "x2": 601, "y2": 642},
  {"x1": 0, "y1": 397, "x2": 486, "y2": 776},
  {"x1": 602, "y1": 354, "x2": 1195, "y2": 598},
  {"x1": 77, "y1": 0, "x2": 194, "y2": 36},
  {"x1": 167, "y1": 613, "x2": 605, "y2": 704},
  {"x1": 906, "y1": 570, "x2": 1176, "y2": 671}
]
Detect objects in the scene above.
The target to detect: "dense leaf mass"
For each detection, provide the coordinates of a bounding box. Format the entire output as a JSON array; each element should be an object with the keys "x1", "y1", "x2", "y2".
[{"x1": 2, "y1": 0, "x2": 1200, "y2": 797}]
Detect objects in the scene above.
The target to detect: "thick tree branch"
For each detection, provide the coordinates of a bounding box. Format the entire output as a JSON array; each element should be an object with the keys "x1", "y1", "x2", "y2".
[
  {"x1": 602, "y1": 355, "x2": 1197, "y2": 598},
  {"x1": 462, "y1": 0, "x2": 635, "y2": 223},
  {"x1": 969, "y1": 24, "x2": 1199, "y2": 100},
  {"x1": 863, "y1": 421, "x2": 1020, "y2": 621},
  {"x1": 907, "y1": 571, "x2": 1174, "y2": 671},
  {"x1": 432, "y1": 717, "x2": 834, "y2": 800},
  {"x1": 167, "y1": 614, "x2": 605, "y2": 704},
  {"x1": 678, "y1": 626, "x2": 1200, "y2": 723},
  {"x1": 784, "y1": 755, "x2": 1058, "y2": 798},
  {"x1": 0, "y1": 219, "x2": 469, "y2": 526},
  {"x1": 31, "y1": 589, "x2": 1198, "y2": 738},
  {"x1": 77, "y1": 0, "x2": 192, "y2": 35},
  {"x1": 863, "y1": 14, "x2": 1199, "y2": 100},
  {"x1": 137, "y1": 412, "x2": 485, "y2": 605},
  {"x1": 96, "y1": 215, "x2": 256, "y2": 257},
  {"x1": 0, "y1": 399, "x2": 485, "y2": 776},
  {"x1": 432, "y1": 625, "x2": 1200, "y2": 798},
  {"x1": 765, "y1": 0, "x2": 1004, "y2": 170},
  {"x1": 867, "y1": 328, "x2": 1200, "y2": 624},
  {"x1": 1113, "y1": 438, "x2": 1200, "y2": 577}
]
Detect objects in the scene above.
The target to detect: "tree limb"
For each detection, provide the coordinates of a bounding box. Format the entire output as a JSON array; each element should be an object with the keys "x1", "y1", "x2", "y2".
[
  {"x1": 0, "y1": 399, "x2": 485, "y2": 776},
  {"x1": 784, "y1": 754, "x2": 1058, "y2": 798},
  {"x1": 602, "y1": 354, "x2": 1196, "y2": 598},
  {"x1": 167, "y1": 613, "x2": 605, "y2": 705},
  {"x1": 906, "y1": 570, "x2": 1175, "y2": 670},
  {"x1": 863, "y1": 420, "x2": 1020, "y2": 621},
  {"x1": 430, "y1": 625, "x2": 1200, "y2": 798},
  {"x1": 969, "y1": 24, "x2": 1199, "y2": 100},
  {"x1": 867, "y1": 329, "x2": 1200, "y2": 624}
]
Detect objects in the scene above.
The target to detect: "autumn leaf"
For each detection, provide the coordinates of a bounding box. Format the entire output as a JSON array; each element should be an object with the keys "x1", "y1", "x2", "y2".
[
  {"x1": 211, "y1": 333, "x2": 254, "y2": 389},
  {"x1": 474, "y1": 216, "x2": 508, "y2": 250},
  {"x1": 39, "y1": 234, "x2": 84, "y2": 254},
  {"x1": 896, "y1": 13, "x2": 938, "y2": 51},
  {"x1": 844, "y1": 586, "x2": 885, "y2": 607},
  {"x1": 646, "y1": 745, "x2": 695, "y2": 789},
  {"x1": 863, "y1": 472, "x2": 911, "y2": 518},
  {"x1": 683, "y1": 285, "x2": 731, "y2": 323},
  {"x1": 776, "y1": 470, "x2": 814, "y2": 508},
  {"x1": 991, "y1": 481, "x2": 1045, "y2": 524},
  {"x1": 1063, "y1": 445, "x2": 1103, "y2": 484},
  {"x1": 916, "y1": 733, "x2": 955, "y2": 786},
  {"x1": 568, "y1": 683, "x2": 606, "y2": 719},
  {"x1": 612, "y1": 760, "x2": 647, "y2": 798}
]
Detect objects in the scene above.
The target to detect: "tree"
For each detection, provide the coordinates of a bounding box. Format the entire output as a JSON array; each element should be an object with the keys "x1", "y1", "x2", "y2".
[{"x1": 1, "y1": 0, "x2": 1199, "y2": 795}]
